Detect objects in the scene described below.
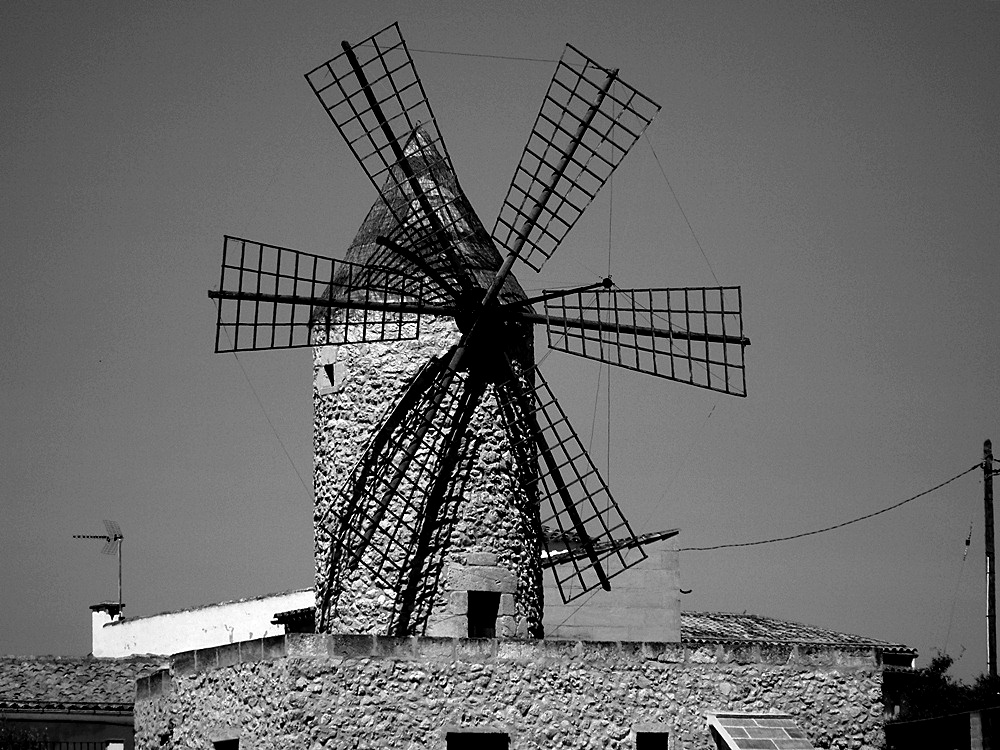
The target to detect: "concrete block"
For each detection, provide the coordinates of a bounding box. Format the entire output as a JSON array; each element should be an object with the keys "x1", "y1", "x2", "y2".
[
  {"x1": 288, "y1": 633, "x2": 329, "y2": 657},
  {"x1": 414, "y1": 636, "x2": 456, "y2": 661},
  {"x1": 498, "y1": 593, "x2": 516, "y2": 616},
  {"x1": 374, "y1": 635, "x2": 415, "y2": 659},
  {"x1": 450, "y1": 589, "x2": 469, "y2": 614},
  {"x1": 194, "y1": 647, "x2": 218, "y2": 672},
  {"x1": 172, "y1": 650, "x2": 197, "y2": 676},
  {"x1": 455, "y1": 637, "x2": 496, "y2": 662},
  {"x1": 426, "y1": 614, "x2": 466, "y2": 639},
  {"x1": 466, "y1": 552, "x2": 498, "y2": 566},
  {"x1": 497, "y1": 640, "x2": 541, "y2": 661},
  {"x1": 497, "y1": 616, "x2": 516, "y2": 638},
  {"x1": 238, "y1": 638, "x2": 263, "y2": 664},
  {"x1": 448, "y1": 564, "x2": 516, "y2": 593},
  {"x1": 327, "y1": 634, "x2": 376, "y2": 659},
  {"x1": 217, "y1": 642, "x2": 240, "y2": 669},
  {"x1": 262, "y1": 635, "x2": 286, "y2": 661}
]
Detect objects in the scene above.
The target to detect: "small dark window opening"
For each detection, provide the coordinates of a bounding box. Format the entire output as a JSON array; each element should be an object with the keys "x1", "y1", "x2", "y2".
[
  {"x1": 447, "y1": 731, "x2": 509, "y2": 750},
  {"x1": 636, "y1": 731, "x2": 669, "y2": 749},
  {"x1": 467, "y1": 590, "x2": 500, "y2": 638},
  {"x1": 214, "y1": 740, "x2": 239, "y2": 750},
  {"x1": 323, "y1": 362, "x2": 336, "y2": 384}
]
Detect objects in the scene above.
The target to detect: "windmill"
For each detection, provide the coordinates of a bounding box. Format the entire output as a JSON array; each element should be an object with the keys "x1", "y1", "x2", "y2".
[
  {"x1": 208, "y1": 24, "x2": 749, "y2": 637},
  {"x1": 73, "y1": 519, "x2": 124, "y2": 615}
]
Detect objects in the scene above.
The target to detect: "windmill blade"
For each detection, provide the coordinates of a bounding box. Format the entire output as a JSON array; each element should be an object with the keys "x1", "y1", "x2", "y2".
[
  {"x1": 317, "y1": 354, "x2": 484, "y2": 629},
  {"x1": 305, "y1": 24, "x2": 484, "y2": 293},
  {"x1": 539, "y1": 285, "x2": 749, "y2": 396},
  {"x1": 103, "y1": 519, "x2": 121, "y2": 539},
  {"x1": 496, "y1": 366, "x2": 647, "y2": 604},
  {"x1": 209, "y1": 236, "x2": 446, "y2": 353},
  {"x1": 492, "y1": 44, "x2": 660, "y2": 273}
]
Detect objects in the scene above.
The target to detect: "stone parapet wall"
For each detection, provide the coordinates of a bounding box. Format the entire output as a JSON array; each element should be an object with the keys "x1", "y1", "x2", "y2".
[{"x1": 135, "y1": 634, "x2": 887, "y2": 749}]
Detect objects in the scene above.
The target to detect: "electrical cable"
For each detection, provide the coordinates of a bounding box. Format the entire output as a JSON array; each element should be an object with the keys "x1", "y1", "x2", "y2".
[
  {"x1": 943, "y1": 520, "x2": 974, "y2": 654},
  {"x1": 644, "y1": 133, "x2": 721, "y2": 286},
  {"x1": 407, "y1": 47, "x2": 559, "y2": 64},
  {"x1": 679, "y1": 463, "x2": 982, "y2": 551}
]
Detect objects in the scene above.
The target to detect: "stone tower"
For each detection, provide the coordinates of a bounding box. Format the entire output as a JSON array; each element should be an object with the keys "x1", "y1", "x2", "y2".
[{"x1": 312, "y1": 132, "x2": 542, "y2": 639}]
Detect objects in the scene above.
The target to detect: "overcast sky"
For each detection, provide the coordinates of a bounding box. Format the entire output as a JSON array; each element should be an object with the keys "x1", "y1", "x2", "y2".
[{"x1": 2, "y1": 2, "x2": 998, "y2": 681}]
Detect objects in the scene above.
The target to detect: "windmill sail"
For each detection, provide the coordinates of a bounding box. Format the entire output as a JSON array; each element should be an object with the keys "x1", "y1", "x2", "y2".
[
  {"x1": 211, "y1": 236, "x2": 432, "y2": 352},
  {"x1": 305, "y1": 24, "x2": 482, "y2": 292},
  {"x1": 541, "y1": 285, "x2": 748, "y2": 396},
  {"x1": 497, "y1": 366, "x2": 646, "y2": 603},
  {"x1": 492, "y1": 44, "x2": 660, "y2": 272}
]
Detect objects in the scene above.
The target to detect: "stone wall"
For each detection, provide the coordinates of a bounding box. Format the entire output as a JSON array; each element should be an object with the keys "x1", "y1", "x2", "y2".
[{"x1": 134, "y1": 634, "x2": 887, "y2": 749}]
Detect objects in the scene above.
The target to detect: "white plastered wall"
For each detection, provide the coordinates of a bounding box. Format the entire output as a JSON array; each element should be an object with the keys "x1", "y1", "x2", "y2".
[{"x1": 92, "y1": 589, "x2": 313, "y2": 657}]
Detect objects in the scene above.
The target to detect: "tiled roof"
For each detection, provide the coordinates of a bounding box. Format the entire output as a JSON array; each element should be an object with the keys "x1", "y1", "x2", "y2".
[
  {"x1": 682, "y1": 611, "x2": 914, "y2": 653},
  {"x1": 707, "y1": 712, "x2": 815, "y2": 750},
  {"x1": 0, "y1": 655, "x2": 162, "y2": 712}
]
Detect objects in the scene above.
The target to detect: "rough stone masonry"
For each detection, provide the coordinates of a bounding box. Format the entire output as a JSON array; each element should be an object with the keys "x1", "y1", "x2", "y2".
[{"x1": 134, "y1": 634, "x2": 888, "y2": 750}]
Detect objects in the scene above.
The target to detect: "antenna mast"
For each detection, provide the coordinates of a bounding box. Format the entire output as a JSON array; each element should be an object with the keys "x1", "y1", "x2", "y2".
[
  {"x1": 73, "y1": 520, "x2": 123, "y2": 617},
  {"x1": 986, "y1": 440, "x2": 996, "y2": 678}
]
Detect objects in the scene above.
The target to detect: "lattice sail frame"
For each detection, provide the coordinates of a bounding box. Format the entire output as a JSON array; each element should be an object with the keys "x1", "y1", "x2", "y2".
[
  {"x1": 496, "y1": 366, "x2": 645, "y2": 602},
  {"x1": 492, "y1": 44, "x2": 660, "y2": 272},
  {"x1": 543, "y1": 286, "x2": 747, "y2": 396},
  {"x1": 213, "y1": 236, "x2": 431, "y2": 352},
  {"x1": 305, "y1": 25, "x2": 485, "y2": 294}
]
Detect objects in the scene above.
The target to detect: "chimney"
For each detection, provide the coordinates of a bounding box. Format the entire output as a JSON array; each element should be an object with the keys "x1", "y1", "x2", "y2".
[{"x1": 90, "y1": 601, "x2": 124, "y2": 656}]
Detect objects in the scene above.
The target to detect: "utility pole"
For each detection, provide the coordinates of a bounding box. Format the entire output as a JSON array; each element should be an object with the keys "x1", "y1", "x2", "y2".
[{"x1": 986, "y1": 439, "x2": 996, "y2": 678}]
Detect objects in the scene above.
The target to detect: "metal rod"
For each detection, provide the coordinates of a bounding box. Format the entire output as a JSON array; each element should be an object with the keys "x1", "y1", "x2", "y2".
[
  {"x1": 209, "y1": 289, "x2": 749, "y2": 349},
  {"x1": 207, "y1": 289, "x2": 455, "y2": 318},
  {"x1": 503, "y1": 279, "x2": 611, "y2": 308},
  {"x1": 118, "y1": 537, "x2": 123, "y2": 618},
  {"x1": 986, "y1": 438, "x2": 996, "y2": 677}
]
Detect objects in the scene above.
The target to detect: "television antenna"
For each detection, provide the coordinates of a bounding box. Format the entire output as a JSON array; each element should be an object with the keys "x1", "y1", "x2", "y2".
[
  {"x1": 73, "y1": 519, "x2": 123, "y2": 616},
  {"x1": 208, "y1": 23, "x2": 750, "y2": 636}
]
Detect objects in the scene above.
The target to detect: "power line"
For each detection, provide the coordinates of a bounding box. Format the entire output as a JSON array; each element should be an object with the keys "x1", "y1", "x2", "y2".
[
  {"x1": 680, "y1": 463, "x2": 982, "y2": 552},
  {"x1": 403, "y1": 46, "x2": 558, "y2": 64},
  {"x1": 644, "y1": 133, "x2": 721, "y2": 286},
  {"x1": 209, "y1": 298, "x2": 312, "y2": 503}
]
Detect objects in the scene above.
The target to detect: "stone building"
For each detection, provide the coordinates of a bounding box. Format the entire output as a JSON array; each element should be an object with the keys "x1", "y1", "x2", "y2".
[{"x1": 127, "y1": 113, "x2": 917, "y2": 750}]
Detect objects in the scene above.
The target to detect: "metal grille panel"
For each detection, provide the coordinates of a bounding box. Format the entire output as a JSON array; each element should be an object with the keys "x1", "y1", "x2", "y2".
[
  {"x1": 213, "y1": 236, "x2": 426, "y2": 352},
  {"x1": 544, "y1": 286, "x2": 747, "y2": 396},
  {"x1": 492, "y1": 44, "x2": 660, "y2": 272}
]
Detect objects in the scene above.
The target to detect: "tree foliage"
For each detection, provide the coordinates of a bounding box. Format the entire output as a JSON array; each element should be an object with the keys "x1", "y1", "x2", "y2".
[
  {"x1": 890, "y1": 653, "x2": 1000, "y2": 723},
  {"x1": 0, "y1": 718, "x2": 48, "y2": 750}
]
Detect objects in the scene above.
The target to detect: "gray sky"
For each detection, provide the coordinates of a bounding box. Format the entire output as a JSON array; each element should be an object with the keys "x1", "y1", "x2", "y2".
[{"x1": 2, "y1": 2, "x2": 998, "y2": 681}]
